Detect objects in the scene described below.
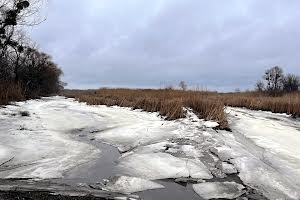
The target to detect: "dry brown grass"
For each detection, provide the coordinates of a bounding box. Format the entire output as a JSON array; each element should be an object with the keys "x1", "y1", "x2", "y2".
[
  {"x1": 63, "y1": 88, "x2": 229, "y2": 129},
  {"x1": 0, "y1": 82, "x2": 24, "y2": 105},
  {"x1": 63, "y1": 88, "x2": 300, "y2": 130},
  {"x1": 220, "y1": 91, "x2": 300, "y2": 118}
]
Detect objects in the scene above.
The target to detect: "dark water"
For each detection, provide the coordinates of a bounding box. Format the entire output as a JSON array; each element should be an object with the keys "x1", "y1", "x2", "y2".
[
  {"x1": 55, "y1": 128, "x2": 206, "y2": 199},
  {"x1": 62, "y1": 142, "x2": 120, "y2": 185}
]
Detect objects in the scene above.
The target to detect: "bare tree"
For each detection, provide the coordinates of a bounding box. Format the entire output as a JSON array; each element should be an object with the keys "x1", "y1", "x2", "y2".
[
  {"x1": 0, "y1": 0, "x2": 63, "y2": 100},
  {"x1": 255, "y1": 80, "x2": 264, "y2": 92},
  {"x1": 179, "y1": 81, "x2": 187, "y2": 91},
  {"x1": 263, "y1": 66, "x2": 284, "y2": 93},
  {"x1": 234, "y1": 88, "x2": 240, "y2": 93},
  {"x1": 283, "y1": 74, "x2": 300, "y2": 92},
  {"x1": 1, "y1": 1, "x2": 30, "y2": 54}
]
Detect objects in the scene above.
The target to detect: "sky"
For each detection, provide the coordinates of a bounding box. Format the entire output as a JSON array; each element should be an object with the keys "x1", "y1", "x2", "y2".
[{"x1": 28, "y1": 0, "x2": 300, "y2": 91}]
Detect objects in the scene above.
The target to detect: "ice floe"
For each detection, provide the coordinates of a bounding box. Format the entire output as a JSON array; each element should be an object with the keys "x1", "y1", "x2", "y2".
[
  {"x1": 0, "y1": 97, "x2": 101, "y2": 179},
  {"x1": 193, "y1": 181, "x2": 245, "y2": 199},
  {"x1": 117, "y1": 152, "x2": 213, "y2": 180},
  {"x1": 220, "y1": 162, "x2": 237, "y2": 174},
  {"x1": 224, "y1": 107, "x2": 300, "y2": 199},
  {"x1": 102, "y1": 176, "x2": 164, "y2": 194}
]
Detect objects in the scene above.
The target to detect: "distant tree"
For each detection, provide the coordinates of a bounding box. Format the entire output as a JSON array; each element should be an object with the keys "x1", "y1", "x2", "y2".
[
  {"x1": 234, "y1": 88, "x2": 240, "y2": 93},
  {"x1": 263, "y1": 66, "x2": 284, "y2": 93},
  {"x1": 179, "y1": 81, "x2": 187, "y2": 91},
  {"x1": 283, "y1": 74, "x2": 300, "y2": 92},
  {"x1": 255, "y1": 80, "x2": 264, "y2": 92},
  {"x1": 164, "y1": 84, "x2": 173, "y2": 90}
]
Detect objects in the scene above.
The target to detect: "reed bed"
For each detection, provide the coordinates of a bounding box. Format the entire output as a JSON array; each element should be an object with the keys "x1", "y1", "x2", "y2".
[
  {"x1": 63, "y1": 89, "x2": 300, "y2": 130},
  {"x1": 220, "y1": 91, "x2": 300, "y2": 118},
  {"x1": 64, "y1": 88, "x2": 229, "y2": 129},
  {"x1": 0, "y1": 82, "x2": 24, "y2": 105}
]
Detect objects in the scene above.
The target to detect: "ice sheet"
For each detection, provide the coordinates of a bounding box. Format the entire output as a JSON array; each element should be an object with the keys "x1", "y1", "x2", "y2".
[
  {"x1": 193, "y1": 181, "x2": 245, "y2": 199},
  {"x1": 102, "y1": 176, "x2": 164, "y2": 194},
  {"x1": 223, "y1": 107, "x2": 300, "y2": 199},
  {"x1": 2, "y1": 97, "x2": 300, "y2": 199},
  {"x1": 117, "y1": 152, "x2": 212, "y2": 180},
  {"x1": 0, "y1": 97, "x2": 101, "y2": 179}
]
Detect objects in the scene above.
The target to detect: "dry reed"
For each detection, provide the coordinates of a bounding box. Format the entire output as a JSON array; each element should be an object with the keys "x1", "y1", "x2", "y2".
[
  {"x1": 220, "y1": 91, "x2": 300, "y2": 118},
  {"x1": 63, "y1": 89, "x2": 300, "y2": 130},
  {"x1": 64, "y1": 88, "x2": 229, "y2": 129},
  {"x1": 0, "y1": 82, "x2": 24, "y2": 105}
]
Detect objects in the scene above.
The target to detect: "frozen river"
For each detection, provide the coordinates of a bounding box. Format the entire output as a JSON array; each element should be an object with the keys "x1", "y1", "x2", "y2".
[{"x1": 0, "y1": 96, "x2": 299, "y2": 199}]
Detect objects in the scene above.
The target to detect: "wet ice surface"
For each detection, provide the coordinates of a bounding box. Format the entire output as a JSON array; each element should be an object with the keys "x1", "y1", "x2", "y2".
[
  {"x1": 193, "y1": 182, "x2": 245, "y2": 199},
  {"x1": 225, "y1": 107, "x2": 300, "y2": 199},
  {"x1": 0, "y1": 97, "x2": 299, "y2": 199},
  {"x1": 117, "y1": 152, "x2": 213, "y2": 180},
  {"x1": 101, "y1": 176, "x2": 164, "y2": 194}
]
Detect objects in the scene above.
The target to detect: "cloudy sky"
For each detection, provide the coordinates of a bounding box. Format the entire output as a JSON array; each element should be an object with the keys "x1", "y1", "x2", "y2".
[{"x1": 28, "y1": 0, "x2": 300, "y2": 91}]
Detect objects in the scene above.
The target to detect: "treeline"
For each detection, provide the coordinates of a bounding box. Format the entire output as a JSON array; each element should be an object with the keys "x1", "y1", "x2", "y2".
[
  {"x1": 255, "y1": 66, "x2": 300, "y2": 95},
  {"x1": 0, "y1": 0, "x2": 63, "y2": 105}
]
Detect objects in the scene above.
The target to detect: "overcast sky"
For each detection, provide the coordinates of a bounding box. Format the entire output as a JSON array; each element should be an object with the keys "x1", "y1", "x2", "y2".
[{"x1": 28, "y1": 0, "x2": 300, "y2": 91}]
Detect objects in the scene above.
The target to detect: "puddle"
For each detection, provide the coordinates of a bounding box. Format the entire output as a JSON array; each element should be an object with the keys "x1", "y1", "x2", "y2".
[
  {"x1": 61, "y1": 142, "x2": 120, "y2": 185},
  {"x1": 55, "y1": 128, "x2": 121, "y2": 186}
]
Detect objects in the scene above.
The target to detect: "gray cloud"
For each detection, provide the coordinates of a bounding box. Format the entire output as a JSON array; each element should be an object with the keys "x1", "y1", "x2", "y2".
[{"x1": 28, "y1": 0, "x2": 300, "y2": 91}]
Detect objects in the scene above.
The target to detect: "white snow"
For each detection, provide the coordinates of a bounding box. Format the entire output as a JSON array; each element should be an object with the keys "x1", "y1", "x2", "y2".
[
  {"x1": 181, "y1": 145, "x2": 203, "y2": 158},
  {"x1": 217, "y1": 107, "x2": 300, "y2": 199},
  {"x1": 204, "y1": 121, "x2": 219, "y2": 128},
  {"x1": 0, "y1": 97, "x2": 102, "y2": 179},
  {"x1": 193, "y1": 182, "x2": 245, "y2": 199},
  {"x1": 102, "y1": 176, "x2": 164, "y2": 194},
  {"x1": 2, "y1": 96, "x2": 300, "y2": 199},
  {"x1": 227, "y1": 107, "x2": 300, "y2": 166},
  {"x1": 117, "y1": 152, "x2": 212, "y2": 180},
  {"x1": 0, "y1": 97, "x2": 214, "y2": 181}
]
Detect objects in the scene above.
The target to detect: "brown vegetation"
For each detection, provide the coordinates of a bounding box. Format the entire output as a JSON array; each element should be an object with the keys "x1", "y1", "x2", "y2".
[
  {"x1": 64, "y1": 88, "x2": 300, "y2": 130},
  {"x1": 0, "y1": 82, "x2": 24, "y2": 105},
  {"x1": 220, "y1": 91, "x2": 300, "y2": 118},
  {"x1": 64, "y1": 88, "x2": 229, "y2": 129}
]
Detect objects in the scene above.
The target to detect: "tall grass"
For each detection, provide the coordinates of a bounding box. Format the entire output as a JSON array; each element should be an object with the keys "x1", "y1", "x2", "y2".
[
  {"x1": 0, "y1": 82, "x2": 24, "y2": 105},
  {"x1": 63, "y1": 89, "x2": 300, "y2": 130},
  {"x1": 220, "y1": 91, "x2": 300, "y2": 118},
  {"x1": 64, "y1": 88, "x2": 229, "y2": 129}
]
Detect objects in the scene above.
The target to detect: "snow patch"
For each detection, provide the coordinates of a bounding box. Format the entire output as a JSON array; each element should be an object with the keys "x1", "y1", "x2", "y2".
[{"x1": 204, "y1": 121, "x2": 219, "y2": 128}]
